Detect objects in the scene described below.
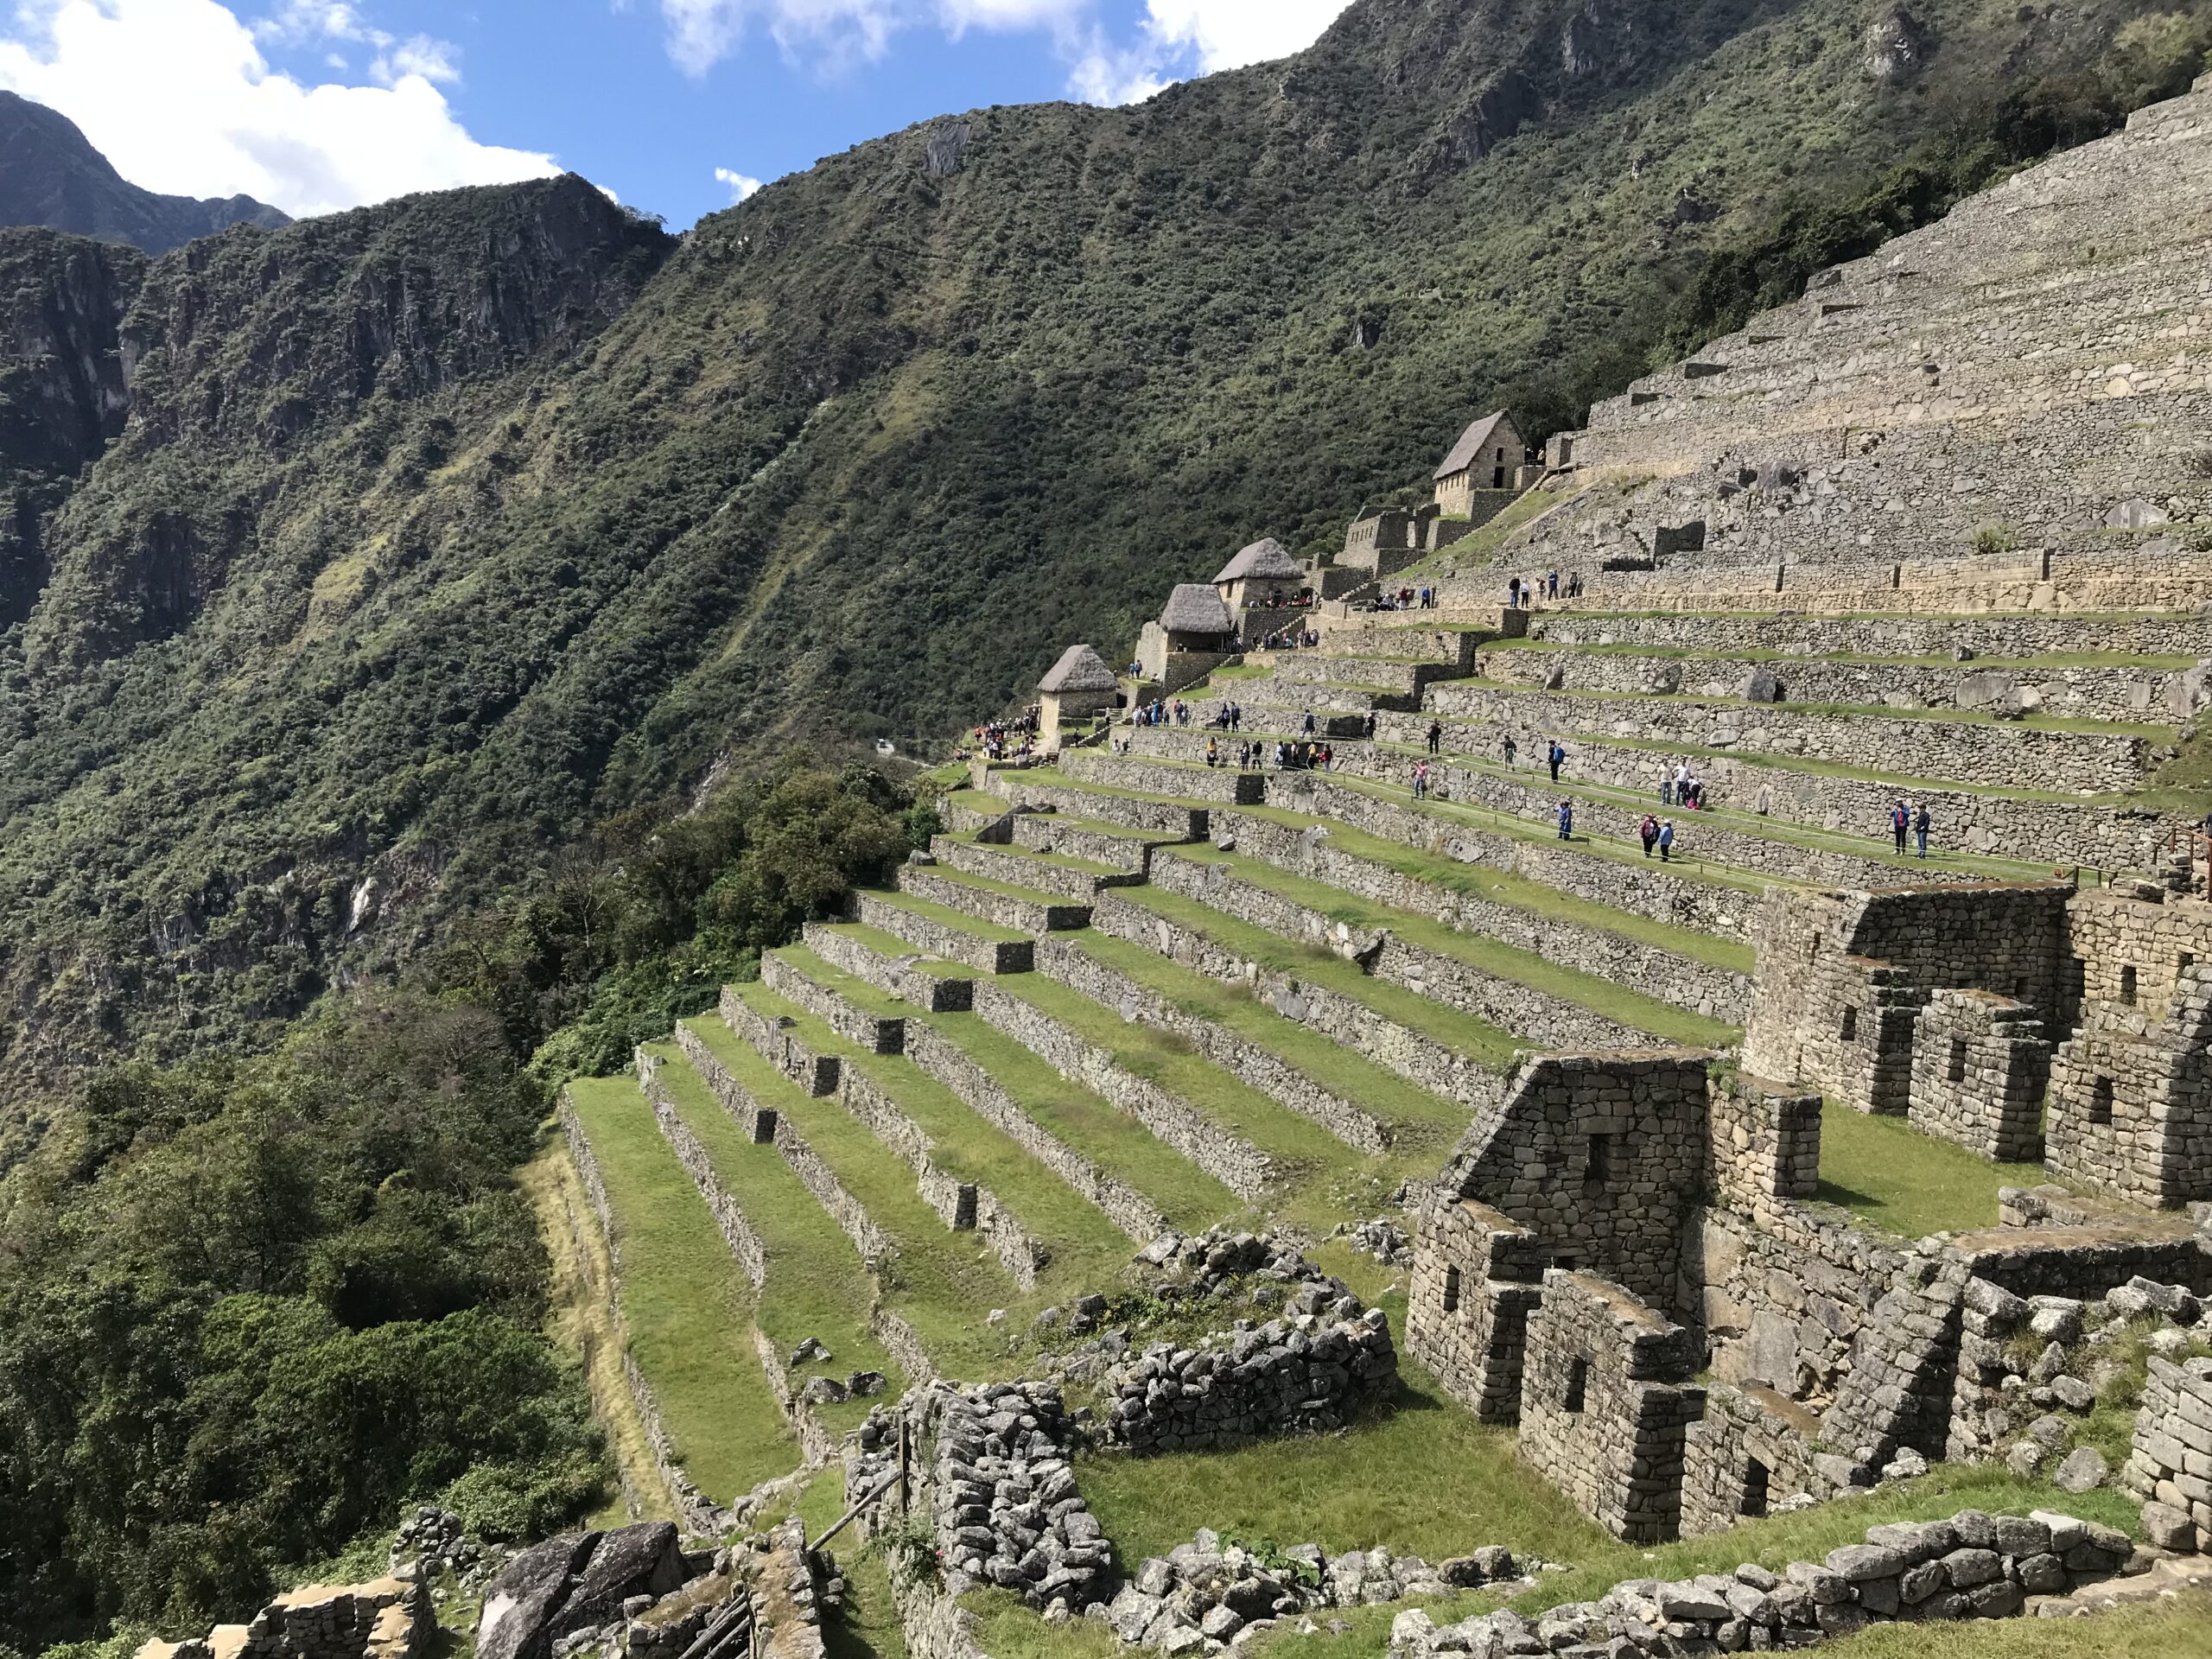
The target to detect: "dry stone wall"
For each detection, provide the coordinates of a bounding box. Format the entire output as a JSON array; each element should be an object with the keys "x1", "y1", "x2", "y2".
[
  {"x1": 1141, "y1": 847, "x2": 1666, "y2": 1051},
  {"x1": 1085, "y1": 887, "x2": 1506, "y2": 1116},
  {"x1": 803, "y1": 922, "x2": 973, "y2": 1013},
  {"x1": 896, "y1": 865, "x2": 1091, "y2": 933},
  {"x1": 1907, "y1": 990, "x2": 2049, "y2": 1160},
  {"x1": 976, "y1": 767, "x2": 1211, "y2": 837},
  {"x1": 1031, "y1": 933, "x2": 1389, "y2": 1152},
  {"x1": 1062, "y1": 748, "x2": 1265, "y2": 804},
  {"x1": 1103, "y1": 1305, "x2": 1397, "y2": 1452},
  {"x1": 853, "y1": 891, "x2": 1033, "y2": 974},
  {"x1": 2124, "y1": 1355, "x2": 2212, "y2": 1551},
  {"x1": 1414, "y1": 687, "x2": 2151, "y2": 793},
  {"x1": 969, "y1": 978, "x2": 1276, "y2": 1199},
  {"x1": 1532, "y1": 609, "x2": 2210, "y2": 661},
  {"x1": 1212, "y1": 806, "x2": 1749, "y2": 1022}
]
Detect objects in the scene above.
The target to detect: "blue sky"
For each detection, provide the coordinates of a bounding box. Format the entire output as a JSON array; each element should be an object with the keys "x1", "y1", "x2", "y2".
[{"x1": 0, "y1": 0, "x2": 1352, "y2": 226}]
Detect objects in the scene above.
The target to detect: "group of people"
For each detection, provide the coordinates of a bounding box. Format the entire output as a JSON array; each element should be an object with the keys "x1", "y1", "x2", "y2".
[
  {"x1": 967, "y1": 709, "x2": 1039, "y2": 762},
  {"x1": 1637, "y1": 814, "x2": 1680, "y2": 860},
  {"x1": 1135, "y1": 697, "x2": 1192, "y2": 728},
  {"x1": 1505, "y1": 571, "x2": 1581, "y2": 608},
  {"x1": 1206, "y1": 701, "x2": 1246, "y2": 731},
  {"x1": 1494, "y1": 733, "x2": 1567, "y2": 781},
  {"x1": 1213, "y1": 736, "x2": 1332, "y2": 772},
  {"x1": 1891, "y1": 800, "x2": 1935, "y2": 858},
  {"x1": 1261, "y1": 625, "x2": 1322, "y2": 650},
  {"x1": 1371, "y1": 586, "x2": 1440, "y2": 611},
  {"x1": 1659, "y1": 761, "x2": 1707, "y2": 809}
]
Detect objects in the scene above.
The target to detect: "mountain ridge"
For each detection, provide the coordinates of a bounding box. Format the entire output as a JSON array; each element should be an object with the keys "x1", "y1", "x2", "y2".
[{"x1": 0, "y1": 90, "x2": 289, "y2": 255}]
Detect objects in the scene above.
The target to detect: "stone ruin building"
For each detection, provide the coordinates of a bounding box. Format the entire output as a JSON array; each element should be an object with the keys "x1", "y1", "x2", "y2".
[
  {"x1": 1034, "y1": 643, "x2": 1121, "y2": 754},
  {"x1": 1211, "y1": 537, "x2": 1305, "y2": 621},
  {"x1": 1133, "y1": 582, "x2": 1237, "y2": 684},
  {"x1": 1431, "y1": 410, "x2": 1535, "y2": 522}
]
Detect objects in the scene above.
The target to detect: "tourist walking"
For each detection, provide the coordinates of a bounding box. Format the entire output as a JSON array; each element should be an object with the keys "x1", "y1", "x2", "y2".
[
  {"x1": 1206, "y1": 737, "x2": 1219, "y2": 768},
  {"x1": 1427, "y1": 719, "x2": 1443, "y2": 755},
  {"x1": 1363, "y1": 711, "x2": 1378, "y2": 740},
  {"x1": 1658, "y1": 819, "x2": 1675, "y2": 861},
  {"x1": 1548, "y1": 741, "x2": 1565, "y2": 784},
  {"x1": 1413, "y1": 760, "x2": 1431, "y2": 801},
  {"x1": 1303, "y1": 709, "x2": 1317, "y2": 737},
  {"x1": 1557, "y1": 799, "x2": 1573, "y2": 841},
  {"x1": 1641, "y1": 814, "x2": 1659, "y2": 857},
  {"x1": 1891, "y1": 800, "x2": 1910, "y2": 855},
  {"x1": 1503, "y1": 734, "x2": 1518, "y2": 769},
  {"x1": 1915, "y1": 803, "x2": 1932, "y2": 859}
]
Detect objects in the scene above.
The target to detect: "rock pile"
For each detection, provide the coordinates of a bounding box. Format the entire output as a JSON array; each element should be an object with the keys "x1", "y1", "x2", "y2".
[
  {"x1": 1135, "y1": 1228, "x2": 1355, "y2": 1307},
  {"x1": 389, "y1": 1506, "x2": 486, "y2": 1587},
  {"x1": 1107, "y1": 1530, "x2": 1537, "y2": 1650},
  {"x1": 136, "y1": 1580, "x2": 431, "y2": 1659},
  {"x1": 1103, "y1": 1306, "x2": 1397, "y2": 1452},
  {"x1": 927, "y1": 1381, "x2": 1114, "y2": 1616},
  {"x1": 1333, "y1": 1216, "x2": 1414, "y2": 1267},
  {"x1": 1388, "y1": 1508, "x2": 2133, "y2": 1656}
]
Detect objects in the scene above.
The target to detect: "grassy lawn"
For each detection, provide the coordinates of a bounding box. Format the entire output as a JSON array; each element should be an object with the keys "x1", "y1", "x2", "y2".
[
  {"x1": 1115, "y1": 881, "x2": 1525, "y2": 1070},
  {"x1": 1160, "y1": 843, "x2": 1740, "y2": 1050},
  {"x1": 863, "y1": 886, "x2": 1030, "y2": 944},
  {"x1": 1815, "y1": 1106, "x2": 2048, "y2": 1239},
  {"x1": 1243, "y1": 802, "x2": 1755, "y2": 973},
  {"x1": 914, "y1": 1007, "x2": 1243, "y2": 1234},
  {"x1": 990, "y1": 969, "x2": 1363, "y2": 1186},
  {"x1": 564, "y1": 1075, "x2": 803, "y2": 1501},
  {"x1": 644, "y1": 1042, "x2": 899, "y2": 1433},
  {"x1": 706, "y1": 979, "x2": 1135, "y2": 1294},
  {"x1": 1067, "y1": 927, "x2": 1470, "y2": 1146},
  {"x1": 687, "y1": 995, "x2": 1021, "y2": 1376},
  {"x1": 1078, "y1": 1347, "x2": 1605, "y2": 1571}
]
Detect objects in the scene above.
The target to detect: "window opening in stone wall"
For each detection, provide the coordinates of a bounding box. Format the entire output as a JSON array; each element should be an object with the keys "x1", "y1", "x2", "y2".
[
  {"x1": 2120, "y1": 965, "x2": 2138, "y2": 1006},
  {"x1": 2090, "y1": 1075, "x2": 2114, "y2": 1125},
  {"x1": 1840, "y1": 1005, "x2": 1858, "y2": 1042},
  {"x1": 1442, "y1": 1266, "x2": 1461, "y2": 1313},
  {"x1": 2183, "y1": 952, "x2": 2196, "y2": 978},
  {"x1": 1947, "y1": 1037, "x2": 1967, "y2": 1083},
  {"x1": 2015, "y1": 978, "x2": 2029, "y2": 1001},
  {"x1": 1564, "y1": 1356, "x2": 1588, "y2": 1414},
  {"x1": 1740, "y1": 1458, "x2": 1770, "y2": 1518},
  {"x1": 1583, "y1": 1133, "x2": 1613, "y2": 1189}
]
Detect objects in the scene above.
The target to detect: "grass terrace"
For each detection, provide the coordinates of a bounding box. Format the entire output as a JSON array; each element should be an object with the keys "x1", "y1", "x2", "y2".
[
  {"x1": 563, "y1": 1076, "x2": 803, "y2": 1498},
  {"x1": 640, "y1": 1041, "x2": 901, "y2": 1432},
  {"x1": 861, "y1": 885, "x2": 1033, "y2": 945},
  {"x1": 1479, "y1": 638, "x2": 2197, "y2": 670},
  {"x1": 1159, "y1": 842, "x2": 1741, "y2": 1049},
  {"x1": 1815, "y1": 1106, "x2": 2050, "y2": 1239}
]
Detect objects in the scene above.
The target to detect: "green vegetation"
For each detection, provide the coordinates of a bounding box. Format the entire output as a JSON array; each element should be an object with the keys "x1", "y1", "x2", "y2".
[
  {"x1": 0, "y1": 998, "x2": 607, "y2": 1650},
  {"x1": 568, "y1": 1074, "x2": 798, "y2": 1496},
  {"x1": 1815, "y1": 1107, "x2": 2049, "y2": 1238}
]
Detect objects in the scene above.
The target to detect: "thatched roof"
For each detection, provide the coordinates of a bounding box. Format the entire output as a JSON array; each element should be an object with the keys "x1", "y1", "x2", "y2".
[
  {"x1": 1038, "y1": 643, "x2": 1119, "y2": 694},
  {"x1": 1211, "y1": 537, "x2": 1301, "y2": 584},
  {"x1": 1434, "y1": 410, "x2": 1514, "y2": 480},
  {"x1": 1159, "y1": 583, "x2": 1234, "y2": 635}
]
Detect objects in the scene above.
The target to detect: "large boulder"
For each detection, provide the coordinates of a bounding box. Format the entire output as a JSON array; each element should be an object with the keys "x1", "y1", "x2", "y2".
[
  {"x1": 1740, "y1": 666, "x2": 1784, "y2": 703},
  {"x1": 477, "y1": 1524, "x2": 688, "y2": 1659}
]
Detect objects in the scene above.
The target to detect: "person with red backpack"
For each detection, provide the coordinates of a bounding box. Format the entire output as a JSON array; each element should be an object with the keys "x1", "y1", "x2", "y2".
[
  {"x1": 1891, "y1": 801, "x2": 1910, "y2": 855},
  {"x1": 1640, "y1": 814, "x2": 1659, "y2": 857}
]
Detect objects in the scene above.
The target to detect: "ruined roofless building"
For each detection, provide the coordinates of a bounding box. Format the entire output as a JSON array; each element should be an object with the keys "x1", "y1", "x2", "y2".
[
  {"x1": 1034, "y1": 644, "x2": 1120, "y2": 753},
  {"x1": 1433, "y1": 410, "x2": 1533, "y2": 523}
]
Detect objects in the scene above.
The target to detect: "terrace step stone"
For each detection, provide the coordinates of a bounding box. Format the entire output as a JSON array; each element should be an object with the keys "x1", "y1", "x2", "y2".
[
  {"x1": 853, "y1": 890, "x2": 1034, "y2": 975},
  {"x1": 895, "y1": 864, "x2": 1093, "y2": 934}
]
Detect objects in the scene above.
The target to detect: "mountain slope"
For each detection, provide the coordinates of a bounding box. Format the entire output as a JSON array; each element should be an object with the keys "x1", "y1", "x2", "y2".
[
  {"x1": 0, "y1": 92, "x2": 289, "y2": 255},
  {"x1": 0, "y1": 0, "x2": 2203, "y2": 1099}
]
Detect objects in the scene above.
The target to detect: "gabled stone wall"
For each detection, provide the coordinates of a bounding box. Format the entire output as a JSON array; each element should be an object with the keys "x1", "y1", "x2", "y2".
[
  {"x1": 1518, "y1": 1269, "x2": 1705, "y2": 1542},
  {"x1": 1908, "y1": 989, "x2": 2050, "y2": 1160}
]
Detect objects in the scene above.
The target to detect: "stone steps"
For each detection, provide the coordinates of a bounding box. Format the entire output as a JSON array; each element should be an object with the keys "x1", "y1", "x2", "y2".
[
  {"x1": 1138, "y1": 842, "x2": 1738, "y2": 1049},
  {"x1": 895, "y1": 862, "x2": 1093, "y2": 934},
  {"x1": 853, "y1": 888, "x2": 1034, "y2": 974},
  {"x1": 930, "y1": 833, "x2": 1145, "y2": 902},
  {"x1": 1417, "y1": 683, "x2": 2158, "y2": 796}
]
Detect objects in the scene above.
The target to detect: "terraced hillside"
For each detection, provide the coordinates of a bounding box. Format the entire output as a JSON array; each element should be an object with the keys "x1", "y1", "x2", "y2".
[{"x1": 544, "y1": 72, "x2": 2212, "y2": 1659}]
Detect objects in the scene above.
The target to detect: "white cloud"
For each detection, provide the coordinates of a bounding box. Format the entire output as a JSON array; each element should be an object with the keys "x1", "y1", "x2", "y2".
[
  {"x1": 1063, "y1": 25, "x2": 1165, "y2": 105},
  {"x1": 1136, "y1": 0, "x2": 1345, "y2": 74},
  {"x1": 0, "y1": 0, "x2": 561, "y2": 218},
  {"x1": 660, "y1": 0, "x2": 1078, "y2": 79},
  {"x1": 714, "y1": 165, "x2": 762, "y2": 200}
]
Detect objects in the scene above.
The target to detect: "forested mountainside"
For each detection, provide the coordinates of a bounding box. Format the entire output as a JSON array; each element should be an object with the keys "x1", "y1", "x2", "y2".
[
  {"x1": 0, "y1": 92, "x2": 289, "y2": 255},
  {"x1": 0, "y1": 0, "x2": 2205, "y2": 1109}
]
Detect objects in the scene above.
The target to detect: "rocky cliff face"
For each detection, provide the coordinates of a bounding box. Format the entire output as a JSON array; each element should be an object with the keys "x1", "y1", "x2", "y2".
[
  {"x1": 0, "y1": 226, "x2": 142, "y2": 624},
  {"x1": 0, "y1": 92, "x2": 289, "y2": 256}
]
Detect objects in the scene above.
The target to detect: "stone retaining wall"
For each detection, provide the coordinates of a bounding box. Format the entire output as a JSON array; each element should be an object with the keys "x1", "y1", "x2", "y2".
[
  {"x1": 1086, "y1": 889, "x2": 1506, "y2": 1117},
  {"x1": 2124, "y1": 1355, "x2": 2212, "y2": 1551},
  {"x1": 1476, "y1": 645, "x2": 2177, "y2": 722},
  {"x1": 806, "y1": 922, "x2": 973, "y2": 1014},
  {"x1": 896, "y1": 865, "x2": 1090, "y2": 934},
  {"x1": 1262, "y1": 771, "x2": 1758, "y2": 942},
  {"x1": 1144, "y1": 846, "x2": 1669, "y2": 1051},
  {"x1": 1214, "y1": 806, "x2": 1750, "y2": 1023},
  {"x1": 762, "y1": 952, "x2": 904, "y2": 1053},
  {"x1": 1419, "y1": 684, "x2": 2150, "y2": 793},
  {"x1": 1061, "y1": 748, "x2": 1265, "y2": 804},
  {"x1": 899, "y1": 1020, "x2": 1168, "y2": 1243},
  {"x1": 1030, "y1": 934, "x2": 1389, "y2": 1152},
  {"x1": 854, "y1": 891, "x2": 1033, "y2": 975},
  {"x1": 644, "y1": 1046, "x2": 771, "y2": 1288},
  {"x1": 1533, "y1": 609, "x2": 2209, "y2": 660},
  {"x1": 568, "y1": 1081, "x2": 765, "y2": 1519},
  {"x1": 1008, "y1": 814, "x2": 1159, "y2": 873},
  {"x1": 1103, "y1": 1306, "x2": 1398, "y2": 1452},
  {"x1": 977, "y1": 767, "x2": 1211, "y2": 837},
  {"x1": 932, "y1": 835, "x2": 1140, "y2": 902},
  {"x1": 970, "y1": 978, "x2": 1277, "y2": 1200}
]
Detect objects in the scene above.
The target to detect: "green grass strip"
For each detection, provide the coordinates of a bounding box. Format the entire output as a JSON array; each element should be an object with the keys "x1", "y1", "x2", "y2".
[
  {"x1": 1242, "y1": 802, "x2": 1755, "y2": 974},
  {"x1": 684, "y1": 1001, "x2": 1018, "y2": 1377},
  {"x1": 1066, "y1": 927, "x2": 1468, "y2": 1141},
  {"x1": 1814, "y1": 1106, "x2": 2049, "y2": 1241},
  {"x1": 1110, "y1": 882, "x2": 1523, "y2": 1070},
  {"x1": 821, "y1": 921, "x2": 971, "y2": 977},
  {"x1": 913, "y1": 861, "x2": 1083, "y2": 908},
  {"x1": 944, "y1": 830, "x2": 1123, "y2": 880},
  {"x1": 863, "y1": 886, "x2": 1030, "y2": 945},
  {"x1": 719, "y1": 998, "x2": 1135, "y2": 1306},
  {"x1": 642, "y1": 1042, "x2": 897, "y2": 1432},
  {"x1": 1161, "y1": 843, "x2": 1739, "y2": 1050},
  {"x1": 565, "y1": 1075, "x2": 804, "y2": 1497},
  {"x1": 1479, "y1": 638, "x2": 2195, "y2": 670}
]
